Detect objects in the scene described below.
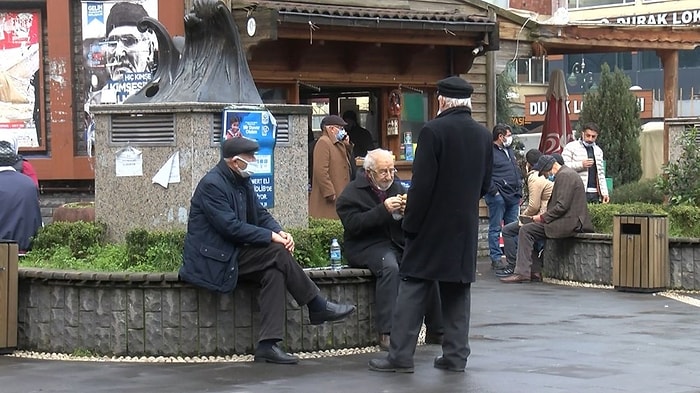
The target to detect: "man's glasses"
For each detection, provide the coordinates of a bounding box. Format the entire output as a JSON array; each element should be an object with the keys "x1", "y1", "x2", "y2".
[{"x1": 371, "y1": 168, "x2": 397, "y2": 176}]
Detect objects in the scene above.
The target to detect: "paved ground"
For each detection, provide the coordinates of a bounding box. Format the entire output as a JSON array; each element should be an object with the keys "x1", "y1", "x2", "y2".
[{"x1": 2, "y1": 259, "x2": 700, "y2": 393}]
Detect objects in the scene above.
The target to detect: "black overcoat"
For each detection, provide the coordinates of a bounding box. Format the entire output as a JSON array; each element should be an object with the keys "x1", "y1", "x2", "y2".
[
  {"x1": 401, "y1": 107, "x2": 492, "y2": 283},
  {"x1": 335, "y1": 170, "x2": 406, "y2": 267},
  {"x1": 179, "y1": 160, "x2": 282, "y2": 293}
]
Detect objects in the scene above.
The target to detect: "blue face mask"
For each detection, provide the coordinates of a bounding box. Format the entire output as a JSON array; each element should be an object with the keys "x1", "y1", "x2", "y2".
[
  {"x1": 547, "y1": 174, "x2": 555, "y2": 182},
  {"x1": 582, "y1": 140, "x2": 595, "y2": 147},
  {"x1": 336, "y1": 128, "x2": 347, "y2": 141}
]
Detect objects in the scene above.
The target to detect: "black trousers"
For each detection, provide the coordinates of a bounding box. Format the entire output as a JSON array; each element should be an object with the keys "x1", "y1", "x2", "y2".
[
  {"x1": 238, "y1": 242, "x2": 320, "y2": 343},
  {"x1": 387, "y1": 278, "x2": 471, "y2": 368},
  {"x1": 364, "y1": 246, "x2": 443, "y2": 335}
]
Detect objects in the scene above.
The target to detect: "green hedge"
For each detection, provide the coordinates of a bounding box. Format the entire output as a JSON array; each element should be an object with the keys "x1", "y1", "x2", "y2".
[
  {"x1": 588, "y1": 203, "x2": 700, "y2": 238},
  {"x1": 21, "y1": 218, "x2": 344, "y2": 272}
]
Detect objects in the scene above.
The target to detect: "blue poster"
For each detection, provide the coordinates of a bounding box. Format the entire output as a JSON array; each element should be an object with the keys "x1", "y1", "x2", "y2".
[{"x1": 223, "y1": 108, "x2": 277, "y2": 208}]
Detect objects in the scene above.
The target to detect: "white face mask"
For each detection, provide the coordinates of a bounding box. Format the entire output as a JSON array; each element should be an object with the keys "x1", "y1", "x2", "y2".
[
  {"x1": 233, "y1": 156, "x2": 255, "y2": 178},
  {"x1": 504, "y1": 136, "x2": 513, "y2": 147}
]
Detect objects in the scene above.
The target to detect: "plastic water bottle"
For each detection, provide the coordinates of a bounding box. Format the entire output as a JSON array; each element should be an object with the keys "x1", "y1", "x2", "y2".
[{"x1": 329, "y1": 238, "x2": 342, "y2": 271}]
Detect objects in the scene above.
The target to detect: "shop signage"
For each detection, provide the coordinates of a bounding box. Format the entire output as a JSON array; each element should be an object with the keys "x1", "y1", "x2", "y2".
[
  {"x1": 524, "y1": 90, "x2": 653, "y2": 123},
  {"x1": 608, "y1": 9, "x2": 700, "y2": 25}
]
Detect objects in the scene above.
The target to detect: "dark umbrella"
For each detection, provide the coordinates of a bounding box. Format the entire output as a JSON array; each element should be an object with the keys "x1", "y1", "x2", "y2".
[{"x1": 538, "y1": 69, "x2": 573, "y2": 154}]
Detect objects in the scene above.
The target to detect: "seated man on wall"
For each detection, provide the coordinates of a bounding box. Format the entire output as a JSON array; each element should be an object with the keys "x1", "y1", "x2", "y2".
[
  {"x1": 501, "y1": 154, "x2": 594, "y2": 284},
  {"x1": 336, "y1": 148, "x2": 443, "y2": 351},
  {"x1": 499, "y1": 149, "x2": 553, "y2": 279},
  {"x1": 0, "y1": 138, "x2": 42, "y2": 253},
  {"x1": 180, "y1": 136, "x2": 356, "y2": 365}
]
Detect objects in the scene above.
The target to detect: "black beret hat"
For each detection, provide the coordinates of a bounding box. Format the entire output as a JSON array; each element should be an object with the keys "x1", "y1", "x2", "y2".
[
  {"x1": 321, "y1": 115, "x2": 347, "y2": 127},
  {"x1": 533, "y1": 155, "x2": 557, "y2": 176},
  {"x1": 551, "y1": 153, "x2": 565, "y2": 166},
  {"x1": 106, "y1": 2, "x2": 148, "y2": 35},
  {"x1": 436, "y1": 76, "x2": 474, "y2": 99},
  {"x1": 222, "y1": 136, "x2": 259, "y2": 158}
]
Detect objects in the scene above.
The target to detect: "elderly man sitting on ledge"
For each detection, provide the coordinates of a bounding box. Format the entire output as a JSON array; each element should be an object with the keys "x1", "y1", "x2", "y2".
[
  {"x1": 336, "y1": 148, "x2": 443, "y2": 351},
  {"x1": 500, "y1": 154, "x2": 594, "y2": 284}
]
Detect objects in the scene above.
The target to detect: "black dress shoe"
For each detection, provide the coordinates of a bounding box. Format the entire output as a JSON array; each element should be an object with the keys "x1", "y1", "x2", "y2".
[
  {"x1": 433, "y1": 355, "x2": 465, "y2": 372},
  {"x1": 254, "y1": 344, "x2": 299, "y2": 364},
  {"x1": 368, "y1": 358, "x2": 414, "y2": 373},
  {"x1": 377, "y1": 334, "x2": 390, "y2": 351},
  {"x1": 309, "y1": 301, "x2": 356, "y2": 325}
]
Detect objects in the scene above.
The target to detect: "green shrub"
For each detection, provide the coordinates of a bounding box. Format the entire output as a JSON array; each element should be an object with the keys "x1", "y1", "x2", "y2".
[
  {"x1": 289, "y1": 218, "x2": 344, "y2": 268},
  {"x1": 610, "y1": 179, "x2": 665, "y2": 204},
  {"x1": 31, "y1": 221, "x2": 107, "y2": 258},
  {"x1": 125, "y1": 229, "x2": 185, "y2": 271},
  {"x1": 656, "y1": 127, "x2": 700, "y2": 206},
  {"x1": 587, "y1": 203, "x2": 700, "y2": 237}
]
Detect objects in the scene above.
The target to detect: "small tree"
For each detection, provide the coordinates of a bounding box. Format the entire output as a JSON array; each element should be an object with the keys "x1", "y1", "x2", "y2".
[
  {"x1": 579, "y1": 63, "x2": 642, "y2": 186},
  {"x1": 496, "y1": 69, "x2": 515, "y2": 126},
  {"x1": 656, "y1": 127, "x2": 700, "y2": 206}
]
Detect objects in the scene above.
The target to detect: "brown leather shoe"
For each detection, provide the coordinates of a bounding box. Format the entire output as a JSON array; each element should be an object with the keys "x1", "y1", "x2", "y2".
[
  {"x1": 500, "y1": 274, "x2": 531, "y2": 283},
  {"x1": 531, "y1": 272, "x2": 542, "y2": 282},
  {"x1": 377, "y1": 334, "x2": 390, "y2": 351}
]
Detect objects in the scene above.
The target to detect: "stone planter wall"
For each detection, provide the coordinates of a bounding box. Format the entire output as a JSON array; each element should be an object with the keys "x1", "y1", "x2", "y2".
[
  {"x1": 544, "y1": 233, "x2": 700, "y2": 290},
  {"x1": 17, "y1": 268, "x2": 375, "y2": 356}
]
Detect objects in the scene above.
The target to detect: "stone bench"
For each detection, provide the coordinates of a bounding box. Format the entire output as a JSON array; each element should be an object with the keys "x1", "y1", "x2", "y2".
[{"x1": 17, "y1": 268, "x2": 376, "y2": 357}]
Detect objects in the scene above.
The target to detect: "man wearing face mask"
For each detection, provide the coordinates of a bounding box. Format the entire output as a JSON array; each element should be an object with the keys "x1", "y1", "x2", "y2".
[
  {"x1": 562, "y1": 122, "x2": 609, "y2": 204},
  {"x1": 309, "y1": 115, "x2": 355, "y2": 219},
  {"x1": 180, "y1": 136, "x2": 356, "y2": 364},
  {"x1": 336, "y1": 149, "x2": 443, "y2": 351},
  {"x1": 500, "y1": 154, "x2": 594, "y2": 283},
  {"x1": 485, "y1": 124, "x2": 522, "y2": 276}
]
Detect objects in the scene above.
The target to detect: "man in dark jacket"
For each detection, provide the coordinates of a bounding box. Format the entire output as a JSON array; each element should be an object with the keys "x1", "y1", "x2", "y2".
[
  {"x1": 485, "y1": 124, "x2": 522, "y2": 275},
  {"x1": 180, "y1": 137, "x2": 355, "y2": 365},
  {"x1": 500, "y1": 155, "x2": 594, "y2": 283},
  {"x1": 369, "y1": 76, "x2": 492, "y2": 373},
  {"x1": 336, "y1": 148, "x2": 442, "y2": 351},
  {"x1": 0, "y1": 149, "x2": 42, "y2": 252}
]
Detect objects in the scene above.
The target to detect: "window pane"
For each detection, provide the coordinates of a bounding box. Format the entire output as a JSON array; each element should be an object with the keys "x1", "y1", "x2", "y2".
[
  {"x1": 640, "y1": 51, "x2": 661, "y2": 70},
  {"x1": 516, "y1": 59, "x2": 529, "y2": 83},
  {"x1": 531, "y1": 58, "x2": 545, "y2": 84},
  {"x1": 569, "y1": 0, "x2": 626, "y2": 9},
  {"x1": 679, "y1": 47, "x2": 700, "y2": 69}
]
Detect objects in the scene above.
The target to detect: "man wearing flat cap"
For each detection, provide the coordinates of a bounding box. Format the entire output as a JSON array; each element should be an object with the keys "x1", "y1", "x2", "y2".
[
  {"x1": 370, "y1": 76, "x2": 492, "y2": 373},
  {"x1": 309, "y1": 114, "x2": 355, "y2": 219},
  {"x1": 180, "y1": 136, "x2": 356, "y2": 365},
  {"x1": 500, "y1": 154, "x2": 593, "y2": 283}
]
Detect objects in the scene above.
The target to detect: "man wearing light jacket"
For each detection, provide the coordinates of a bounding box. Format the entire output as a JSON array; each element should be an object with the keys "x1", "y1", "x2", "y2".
[{"x1": 561, "y1": 122, "x2": 609, "y2": 204}]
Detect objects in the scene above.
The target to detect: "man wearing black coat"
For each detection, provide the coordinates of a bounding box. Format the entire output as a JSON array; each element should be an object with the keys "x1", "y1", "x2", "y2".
[
  {"x1": 336, "y1": 148, "x2": 442, "y2": 351},
  {"x1": 180, "y1": 136, "x2": 355, "y2": 365},
  {"x1": 369, "y1": 76, "x2": 493, "y2": 373}
]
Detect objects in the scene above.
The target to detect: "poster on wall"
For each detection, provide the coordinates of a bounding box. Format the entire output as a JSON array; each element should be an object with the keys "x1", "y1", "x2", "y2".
[
  {"x1": 0, "y1": 11, "x2": 41, "y2": 148},
  {"x1": 81, "y1": 1, "x2": 158, "y2": 108},
  {"x1": 223, "y1": 108, "x2": 277, "y2": 208}
]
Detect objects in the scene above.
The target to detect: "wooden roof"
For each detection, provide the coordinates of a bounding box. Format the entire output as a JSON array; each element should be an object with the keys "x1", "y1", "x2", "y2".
[{"x1": 530, "y1": 23, "x2": 700, "y2": 56}]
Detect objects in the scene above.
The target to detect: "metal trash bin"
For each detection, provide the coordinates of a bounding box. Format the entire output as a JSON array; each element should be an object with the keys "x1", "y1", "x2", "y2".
[
  {"x1": 0, "y1": 240, "x2": 18, "y2": 352},
  {"x1": 613, "y1": 214, "x2": 668, "y2": 292}
]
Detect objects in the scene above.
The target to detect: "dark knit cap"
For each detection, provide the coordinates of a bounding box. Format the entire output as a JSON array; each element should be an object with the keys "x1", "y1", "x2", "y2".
[
  {"x1": 525, "y1": 149, "x2": 542, "y2": 166},
  {"x1": 551, "y1": 153, "x2": 565, "y2": 165},
  {"x1": 106, "y1": 2, "x2": 148, "y2": 35},
  {"x1": 533, "y1": 155, "x2": 556, "y2": 176},
  {"x1": 222, "y1": 136, "x2": 259, "y2": 158},
  {"x1": 436, "y1": 76, "x2": 474, "y2": 99}
]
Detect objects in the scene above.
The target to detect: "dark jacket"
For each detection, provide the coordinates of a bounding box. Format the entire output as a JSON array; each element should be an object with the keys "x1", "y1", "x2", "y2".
[
  {"x1": 335, "y1": 170, "x2": 406, "y2": 266},
  {"x1": 541, "y1": 165, "x2": 594, "y2": 238},
  {"x1": 489, "y1": 144, "x2": 522, "y2": 205},
  {"x1": 179, "y1": 160, "x2": 282, "y2": 293},
  {"x1": 401, "y1": 107, "x2": 492, "y2": 283},
  {"x1": 0, "y1": 170, "x2": 41, "y2": 251}
]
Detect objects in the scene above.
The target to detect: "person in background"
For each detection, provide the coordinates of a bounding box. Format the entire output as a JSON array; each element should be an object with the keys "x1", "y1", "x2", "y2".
[
  {"x1": 562, "y1": 122, "x2": 609, "y2": 204},
  {"x1": 0, "y1": 132, "x2": 38, "y2": 187},
  {"x1": 309, "y1": 115, "x2": 354, "y2": 219},
  {"x1": 499, "y1": 149, "x2": 553, "y2": 279},
  {"x1": 484, "y1": 124, "x2": 522, "y2": 275},
  {"x1": 0, "y1": 140, "x2": 42, "y2": 252},
  {"x1": 500, "y1": 155, "x2": 593, "y2": 283},
  {"x1": 368, "y1": 76, "x2": 492, "y2": 373},
  {"x1": 336, "y1": 148, "x2": 443, "y2": 351},
  {"x1": 342, "y1": 110, "x2": 375, "y2": 158},
  {"x1": 180, "y1": 136, "x2": 356, "y2": 365}
]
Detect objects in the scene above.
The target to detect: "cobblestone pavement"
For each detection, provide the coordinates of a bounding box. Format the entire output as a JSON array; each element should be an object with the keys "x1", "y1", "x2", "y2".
[{"x1": 1, "y1": 259, "x2": 699, "y2": 393}]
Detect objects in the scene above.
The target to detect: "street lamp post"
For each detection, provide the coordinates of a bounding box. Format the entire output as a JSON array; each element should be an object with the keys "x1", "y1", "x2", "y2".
[{"x1": 567, "y1": 58, "x2": 598, "y2": 92}]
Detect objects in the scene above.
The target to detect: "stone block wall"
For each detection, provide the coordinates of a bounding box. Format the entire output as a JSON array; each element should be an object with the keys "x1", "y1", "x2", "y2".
[
  {"x1": 17, "y1": 268, "x2": 375, "y2": 356},
  {"x1": 544, "y1": 233, "x2": 700, "y2": 290}
]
